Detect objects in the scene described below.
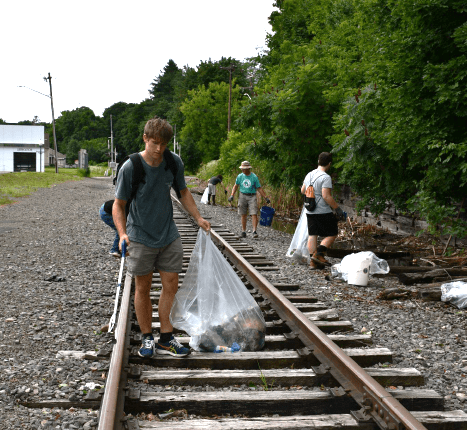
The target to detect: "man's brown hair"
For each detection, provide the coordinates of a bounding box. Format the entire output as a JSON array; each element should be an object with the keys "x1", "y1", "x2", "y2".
[
  {"x1": 318, "y1": 152, "x2": 332, "y2": 166},
  {"x1": 143, "y1": 117, "x2": 173, "y2": 143}
]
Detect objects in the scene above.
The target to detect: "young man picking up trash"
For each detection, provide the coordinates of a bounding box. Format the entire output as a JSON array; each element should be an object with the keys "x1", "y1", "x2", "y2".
[
  {"x1": 301, "y1": 152, "x2": 345, "y2": 269},
  {"x1": 113, "y1": 117, "x2": 210, "y2": 358},
  {"x1": 207, "y1": 174, "x2": 227, "y2": 206},
  {"x1": 228, "y1": 161, "x2": 270, "y2": 238}
]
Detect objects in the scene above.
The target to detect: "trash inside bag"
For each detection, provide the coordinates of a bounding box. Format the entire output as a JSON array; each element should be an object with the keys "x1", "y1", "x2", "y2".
[
  {"x1": 331, "y1": 251, "x2": 390, "y2": 282},
  {"x1": 170, "y1": 229, "x2": 266, "y2": 352},
  {"x1": 286, "y1": 206, "x2": 310, "y2": 265},
  {"x1": 200, "y1": 187, "x2": 209, "y2": 204},
  {"x1": 441, "y1": 282, "x2": 467, "y2": 309}
]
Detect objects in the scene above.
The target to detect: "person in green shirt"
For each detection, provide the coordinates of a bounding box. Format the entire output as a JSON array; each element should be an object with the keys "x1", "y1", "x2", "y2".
[{"x1": 228, "y1": 161, "x2": 270, "y2": 238}]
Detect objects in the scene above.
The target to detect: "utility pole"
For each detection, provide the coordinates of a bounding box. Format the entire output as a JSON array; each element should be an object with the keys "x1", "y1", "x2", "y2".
[
  {"x1": 110, "y1": 115, "x2": 114, "y2": 178},
  {"x1": 220, "y1": 64, "x2": 236, "y2": 134},
  {"x1": 44, "y1": 73, "x2": 59, "y2": 173},
  {"x1": 240, "y1": 75, "x2": 254, "y2": 97}
]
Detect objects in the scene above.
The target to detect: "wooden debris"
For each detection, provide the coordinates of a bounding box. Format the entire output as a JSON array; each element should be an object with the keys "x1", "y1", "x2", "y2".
[{"x1": 376, "y1": 288, "x2": 414, "y2": 300}]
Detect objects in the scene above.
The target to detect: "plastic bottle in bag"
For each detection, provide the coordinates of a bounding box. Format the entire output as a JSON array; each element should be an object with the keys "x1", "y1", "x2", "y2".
[{"x1": 214, "y1": 342, "x2": 241, "y2": 353}]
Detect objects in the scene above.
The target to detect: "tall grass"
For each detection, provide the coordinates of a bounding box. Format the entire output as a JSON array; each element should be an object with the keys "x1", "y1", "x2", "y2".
[{"x1": 0, "y1": 167, "x2": 82, "y2": 206}]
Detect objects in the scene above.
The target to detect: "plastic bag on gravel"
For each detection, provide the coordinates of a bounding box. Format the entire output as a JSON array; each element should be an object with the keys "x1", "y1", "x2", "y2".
[
  {"x1": 331, "y1": 251, "x2": 390, "y2": 281},
  {"x1": 286, "y1": 206, "x2": 310, "y2": 265},
  {"x1": 441, "y1": 282, "x2": 467, "y2": 309},
  {"x1": 170, "y1": 229, "x2": 266, "y2": 352},
  {"x1": 200, "y1": 187, "x2": 209, "y2": 204}
]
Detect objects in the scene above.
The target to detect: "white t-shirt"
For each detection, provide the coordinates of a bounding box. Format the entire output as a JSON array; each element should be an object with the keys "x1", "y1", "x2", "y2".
[{"x1": 303, "y1": 169, "x2": 333, "y2": 214}]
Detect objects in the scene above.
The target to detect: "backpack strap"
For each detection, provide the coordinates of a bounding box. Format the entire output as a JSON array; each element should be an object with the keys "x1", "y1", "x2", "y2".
[
  {"x1": 163, "y1": 149, "x2": 182, "y2": 198},
  {"x1": 129, "y1": 153, "x2": 145, "y2": 201},
  {"x1": 123, "y1": 153, "x2": 145, "y2": 216}
]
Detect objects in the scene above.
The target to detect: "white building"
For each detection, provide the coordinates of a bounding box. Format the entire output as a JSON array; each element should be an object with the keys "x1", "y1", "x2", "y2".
[{"x1": 0, "y1": 125, "x2": 46, "y2": 172}]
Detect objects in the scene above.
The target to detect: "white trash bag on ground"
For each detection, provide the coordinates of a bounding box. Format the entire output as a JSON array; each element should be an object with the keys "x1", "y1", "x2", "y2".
[
  {"x1": 286, "y1": 206, "x2": 310, "y2": 265},
  {"x1": 331, "y1": 251, "x2": 390, "y2": 282},
  {"x1": 441, "y1": 282, "x2": 467, "y2": 309},
  {"x1": 170, "y1": 229, "x2": 266, "y2": 352},
  {"x1": 200, "y1": 187, "x2": 209, "y2": 204}
]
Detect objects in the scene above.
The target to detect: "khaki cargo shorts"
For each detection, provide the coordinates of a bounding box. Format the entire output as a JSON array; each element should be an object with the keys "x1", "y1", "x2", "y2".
[{"x1": 238, "y1": 193, "x2": 258, "y2": 216}]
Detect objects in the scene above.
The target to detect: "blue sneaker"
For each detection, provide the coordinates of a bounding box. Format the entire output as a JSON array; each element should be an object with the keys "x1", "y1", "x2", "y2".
[
  {"x1": 138, "y1": 335, "x2": 155, "y2": 358},
  {"x1": 156, "y1": 336, "x2": 191, "y2": 357}
]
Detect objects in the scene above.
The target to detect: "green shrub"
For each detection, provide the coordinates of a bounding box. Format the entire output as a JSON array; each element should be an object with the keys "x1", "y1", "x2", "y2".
[
  {"x1": 77, "y1": 167, "x2": 91, "y2": 178},
  {"x1": 196, "y1": 160, "x2": 220, "y2": 181}
]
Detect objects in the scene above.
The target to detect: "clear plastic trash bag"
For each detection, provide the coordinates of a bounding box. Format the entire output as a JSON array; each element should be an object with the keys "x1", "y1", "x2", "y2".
[
  {"x1": 286, "y1": 206, "x2": 310, "y2": 265},
  {"x1": 200, "y1": 187, "x2": 209, "y2": 204},
  {"x1": 331, "y1": 251, "x2": 390, "y2": 281},
  {"x1": 441, "y1": 282, "x2": 467, "y2": 309},
  {"x1": 170, "y1": 229, "x2": 266, "y2": 352}
]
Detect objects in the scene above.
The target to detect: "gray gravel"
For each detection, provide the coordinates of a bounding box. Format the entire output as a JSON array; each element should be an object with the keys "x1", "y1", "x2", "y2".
[{"x1": 1, "y1": 178, "x2": 466, "y2": 429}]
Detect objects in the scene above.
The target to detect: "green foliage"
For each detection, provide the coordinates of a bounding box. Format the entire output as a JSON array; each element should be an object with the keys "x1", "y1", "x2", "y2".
[
  {"x1": 77, "y1": 167, "x2": 91, "y2": 177},
  {"x1": 218, "y1": 129, "x2": 255, "y2": 177},
  {"x1": 196, "y1": 160, "x2": 221, "y2": 181},
  {"x1": 180, "y1": 81, "x2": 243, "y2": 163}
]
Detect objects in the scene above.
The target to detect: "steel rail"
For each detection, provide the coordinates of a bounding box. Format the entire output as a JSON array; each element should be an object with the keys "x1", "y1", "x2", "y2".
[
  {"x1": 209, "y1": 228, "x2": 427, "y2": 430},
  {"x1": 98, "y1": 272, "x2": 133, "y2": 430}
]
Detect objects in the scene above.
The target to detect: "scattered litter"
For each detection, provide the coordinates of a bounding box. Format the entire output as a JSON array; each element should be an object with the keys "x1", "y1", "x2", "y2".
[
  {"x1": 441, "y1": 282, "x2": 467, "y2": 309},
  {"x1": 331, "y1": 251, "x2": 390, "y2": 285}
]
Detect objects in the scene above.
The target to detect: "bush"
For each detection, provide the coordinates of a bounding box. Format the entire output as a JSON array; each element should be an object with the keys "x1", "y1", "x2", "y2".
[
  {"x1": 77, "y1": 167, "x2": 91, "y2": 178},
  {"x1": 196, "y1": 160, "x2": 221, "y2": 181}
]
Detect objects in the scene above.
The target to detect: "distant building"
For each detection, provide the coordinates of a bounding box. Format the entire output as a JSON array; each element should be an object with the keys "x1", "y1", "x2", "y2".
[
  {"x1": 0, "y1": 125, "x2": 65, "y2": 172},
  {"x1": 43, "y1": 133, "x2": 66, "y2": 168}
]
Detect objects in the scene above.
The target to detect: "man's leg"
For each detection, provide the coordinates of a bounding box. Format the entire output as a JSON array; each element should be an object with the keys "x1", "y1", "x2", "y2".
[
  {"x1": 135, "y1": 272, "x2": 157, "y2": 358},
  {"x1": 241, "y1": 215, "x2": 247, "y2": 232},
  {"x1": 252, "y1": 214, "x2": 258, "y2": 236},
  {"x1": 158, "y1": 271, "x2": 179, "y2": 333},
  {"x1": 321, "y1": 235, "x2": 337, "y2": 249},
  {"x1": 134, "y1": 272, "x2": 154, "y2": 335},
  {"x1": 307, "y1": 235, "x2": 318, "y2": 256},
  {"x1": 156, "y1": 270, "x2": 190, "y2": 357}
]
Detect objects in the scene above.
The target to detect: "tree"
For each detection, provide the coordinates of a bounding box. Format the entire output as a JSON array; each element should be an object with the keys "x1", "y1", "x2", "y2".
[{"x1": 180, "y1": 81, "x2": 243, "y2": 164}]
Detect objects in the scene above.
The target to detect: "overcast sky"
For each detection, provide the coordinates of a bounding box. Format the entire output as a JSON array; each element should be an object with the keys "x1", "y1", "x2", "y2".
[{"x1": 1, "y1": 1, "x2": 276, "y2": 124}]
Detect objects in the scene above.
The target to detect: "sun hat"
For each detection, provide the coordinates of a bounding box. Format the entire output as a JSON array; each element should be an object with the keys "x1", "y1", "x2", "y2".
[{"x1": 239, "y1": 161, "x2": 252, "y2": 169}]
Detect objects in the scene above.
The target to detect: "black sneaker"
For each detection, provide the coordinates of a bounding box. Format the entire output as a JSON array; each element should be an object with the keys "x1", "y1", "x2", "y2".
[
  {"x1": 138, "y1": 335, "x2": 155, "y2": 358},
  {"x1": 252, "y1": 231, "x2": 258, "y2": 238},
  {"x1": 241, "y1": 231, "x2": 246, "y2": 238},
  {"x1": 156, "y1": 336, "x2": 191, "y2": 357}
]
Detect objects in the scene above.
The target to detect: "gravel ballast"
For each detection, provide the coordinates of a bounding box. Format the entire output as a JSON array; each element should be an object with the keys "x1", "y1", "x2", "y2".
[{"x1": 0, "y1": 177, "x2": 466, "y2": 429}]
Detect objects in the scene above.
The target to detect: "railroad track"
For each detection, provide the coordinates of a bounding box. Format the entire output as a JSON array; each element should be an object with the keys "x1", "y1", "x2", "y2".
[{"x1": 98, "y1": 198, "x2": 467, "y2": 430}]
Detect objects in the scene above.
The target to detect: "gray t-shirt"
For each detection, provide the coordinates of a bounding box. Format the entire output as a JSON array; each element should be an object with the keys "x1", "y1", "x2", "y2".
[
  {"x1": 303, "y1": 169, "x2": 333, "y2": 215},
  {"x1": 115, "y1": 152, "x2": 186, "y2": 248}
]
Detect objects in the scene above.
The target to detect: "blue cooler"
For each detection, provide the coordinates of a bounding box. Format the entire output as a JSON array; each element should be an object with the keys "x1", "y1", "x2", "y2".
[{"x1": 259, "y1": 206, "x2": 275, "y2": 227}]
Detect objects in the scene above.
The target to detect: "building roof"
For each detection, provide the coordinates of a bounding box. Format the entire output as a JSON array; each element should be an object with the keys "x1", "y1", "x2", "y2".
[{"x1": 0, "y1": 125, "x2": 44, "y2": 145}]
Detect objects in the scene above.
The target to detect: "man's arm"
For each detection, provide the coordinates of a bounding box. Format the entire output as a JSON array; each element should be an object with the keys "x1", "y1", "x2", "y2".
[
  {"x1": 322, "y1": 188, "x2": 339, "y2": 209},
  {"x1": 179, "y1": 188, "x2": 211, "y2": 231},
  {"x1": 113, "y1": 198, "x2": 130, "y2": 250},
  {"x1": 256, "y1": 186, "x2": 270, "y2": 204},
  {"x1": 300, "y1": 183, "x2": 307, "y2": 194}
]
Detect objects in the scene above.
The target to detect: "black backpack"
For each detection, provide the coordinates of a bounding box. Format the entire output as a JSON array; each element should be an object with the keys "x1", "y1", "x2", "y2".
[{"x1": 113, "y1": 150, "x2": 182, "y2": 216}]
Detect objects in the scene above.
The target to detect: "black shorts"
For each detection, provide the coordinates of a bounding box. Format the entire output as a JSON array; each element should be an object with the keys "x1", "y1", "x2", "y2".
[{"x1": 306, "y1": 212, "x2": 338, "y2": 237}]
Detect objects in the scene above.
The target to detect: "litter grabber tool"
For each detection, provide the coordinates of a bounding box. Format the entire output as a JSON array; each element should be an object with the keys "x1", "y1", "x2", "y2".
[{"x1": 108, "y1": 240, "x2": 126, "y2": 336}]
